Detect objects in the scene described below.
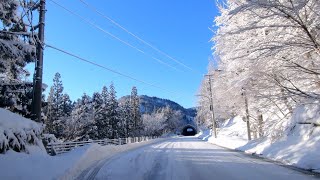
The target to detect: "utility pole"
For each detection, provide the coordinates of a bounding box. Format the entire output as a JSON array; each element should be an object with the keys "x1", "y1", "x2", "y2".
[
  {"x1": 258, "y1": 114, "x2": 263, "y2": 138},
  {"x1": 243, "y1": 89, "x2": 251, "y2": 141},
  {"x1": 205, "y1": 74, "x2": 217, "y2": 138},
  {"x1": 31, "y1": 0, "x2": 46, "y2": 122}
]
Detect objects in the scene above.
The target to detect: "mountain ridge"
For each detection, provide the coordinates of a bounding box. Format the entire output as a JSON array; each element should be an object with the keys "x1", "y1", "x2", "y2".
[{"x1": 119, "y1": 95, "x2": 197, "y2": 120}]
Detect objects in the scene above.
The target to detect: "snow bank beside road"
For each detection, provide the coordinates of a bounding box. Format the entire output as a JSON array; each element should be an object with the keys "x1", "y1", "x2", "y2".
[
  {"x1": 197, "y1": 116, "x2": 248, "y2": 149},
  {"x1": 0, "y1": 108, "x2": 164, "y2": 179},
  {"x1": 0, "y1": 108, "x2": 44, "y2": 153},
  {"x1": 0, "y1": 146, "x2": 82, "y2": 180},
  {"x1": 0, "y1": 137, "x2": 163, "y2": 180},
  {"x1": 60, "y1": 138, "x2": 165, "y2": 180},
  {"x1": 199, "y1": 104, "x2": 320, "y2": 173},
  {"x1": 0, "y1": 108, "x2": 67, "y2": 179}
]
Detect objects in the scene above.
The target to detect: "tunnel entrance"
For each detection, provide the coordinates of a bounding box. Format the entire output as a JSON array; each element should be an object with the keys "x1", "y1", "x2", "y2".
[{"x1": 181, "y1": 125, "x2": 197, "y2": 136}]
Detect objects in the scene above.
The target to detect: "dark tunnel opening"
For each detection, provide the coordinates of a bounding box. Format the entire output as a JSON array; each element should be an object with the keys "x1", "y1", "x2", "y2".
[{"x1": 181, "y1": 126, "x2": 197, "y2": 136}]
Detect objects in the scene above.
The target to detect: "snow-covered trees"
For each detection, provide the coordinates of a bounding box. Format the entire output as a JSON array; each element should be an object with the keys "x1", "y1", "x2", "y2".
[
  {"x1": 0, "y1": 0, "x2": 36, "y2": 80},
  {"x1": 61, "y1": 94, "x2": 73, "y2": 117},
  {"x1": 45, "y1": 73, "x2": 65, "y2": 137},
  {"x1": 92, "y1": 86, "x2": 112, "y2": 139},
  {"x1": 70, "y1": 94, "x2": 96, "y2": 140},
  {"x1": 0, "y1": 0, "x2": 37, "y2": 117},
  {"x1": 107, "y1": 82, "x2": 120, "y2": 138},
  {"x1": 53, "y1": 81, "x2": 145, "y2": 141},
  {"x1": 142, "y1": 113, "x2": 166, "y2": 136},
  {"x1": 40, "y1": 72, "x2": 182, "y2": 140},
  {"x1": 130, "y1": 86, "x2": 142, "y2": 136},
  {"x1": 92, "y1": 91, "x2": 105, "y2": 138},
  {"x1": 0, "y1": 81, "x2": 33, "y2": 117},
  {"x1": 0, "y1": 108, "x2": 43, "y2": 154},
  {"x1": 119, "y1": 99, "x2": 133, "y2": 137},
  {"x1": 142, "y1": 106, "x2": 183, "y2": 136},
  {"x1": 199, "y1": 0, "x2": 320, "y2": 139}
]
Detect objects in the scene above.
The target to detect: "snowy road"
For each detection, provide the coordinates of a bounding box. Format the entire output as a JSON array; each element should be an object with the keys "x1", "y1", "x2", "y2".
[{"x1": 84, "y1": 137, "x2": 318, "y2": 180}]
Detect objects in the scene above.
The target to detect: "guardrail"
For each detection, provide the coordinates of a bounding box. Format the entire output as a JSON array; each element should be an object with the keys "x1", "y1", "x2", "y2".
[{"x1": 46, "y1": 136, "x2": 158, "y2": 156}]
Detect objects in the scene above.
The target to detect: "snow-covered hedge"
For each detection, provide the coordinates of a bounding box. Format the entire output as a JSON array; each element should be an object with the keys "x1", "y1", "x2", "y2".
[{"x1": 0, "y1": 108, "x2": 44, "y2": 153}]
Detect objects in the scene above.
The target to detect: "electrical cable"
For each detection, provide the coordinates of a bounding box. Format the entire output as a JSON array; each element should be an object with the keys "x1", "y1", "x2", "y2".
[
  {"x1": 45, "y1": 43, "x2": 180, "y2": 95},
  {"x1": 78, "y1": 0, "x2": 200, "y2": 74},
  {"x1": 48, "y1": 0, "x2": 183, "y2": 72}
]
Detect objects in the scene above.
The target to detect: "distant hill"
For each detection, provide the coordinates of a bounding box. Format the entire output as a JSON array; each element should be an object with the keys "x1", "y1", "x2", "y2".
[{"x1": 119, "y1": 95, "x2": 197, "y2": 124}]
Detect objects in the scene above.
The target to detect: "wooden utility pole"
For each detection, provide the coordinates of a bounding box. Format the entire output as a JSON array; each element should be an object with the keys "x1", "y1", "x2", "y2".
[
  {"x1": 243, "y1": 89, "x2": 251, "y2": 141},
  {"x1": 206, "y1": 74, "x2": 217, "y2": 138},
  {"x1": 258, "y1": 114, "x2": 263, "y2": 138},
  {"x1": 31, "y1": 0, "x2": 46, "y2": 122}
]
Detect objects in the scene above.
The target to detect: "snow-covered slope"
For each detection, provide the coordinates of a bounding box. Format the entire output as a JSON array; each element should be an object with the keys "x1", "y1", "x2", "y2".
[
  {"x1": 199, "y1": 103, "x2": 320, "y2": 172},
  {"x1": 239, "y1": 103, "x2": 320, "y2": 172},
  {"x1": 119, "y1": 95, "x2": 196, "y2": 118},
  {"x1": 197, "y1": 116, "x2": 248, "y2": 149},
  {"x1": 0, "y1": 108, "x2": 44, "y2": 154}
]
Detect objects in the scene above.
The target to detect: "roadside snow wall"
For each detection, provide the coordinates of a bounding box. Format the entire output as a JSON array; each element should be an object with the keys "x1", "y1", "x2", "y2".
[
  {"x1": 0, "y1": 108, "x2": 44, "y2": 153},
  {"x1": 202, "y1": 102, "x2": 320, "y2": 172}
]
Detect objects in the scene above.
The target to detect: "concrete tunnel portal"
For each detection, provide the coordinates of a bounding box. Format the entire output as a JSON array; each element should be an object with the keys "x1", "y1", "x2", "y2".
[{"x1": 181, "y1": 125, "x2": 197, "y2": 136}]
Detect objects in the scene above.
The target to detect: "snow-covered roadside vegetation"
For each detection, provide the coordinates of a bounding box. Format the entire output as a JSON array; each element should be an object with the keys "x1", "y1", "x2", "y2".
[
  {"x1": 198, "y1": 103, "x2": 320, "y2": 173},
  {"x1": 196, "y1": 0, "x2": 320, "y2": 172},
  {"x1": 0, "y1": 108, "x2": 44, "y2": 153},
  {"x1": 0, "y1": 106, "x2": 164, "y2": 180},
  {"x1": 198, "y1": 0, "x2": 320, "y2": 139},
  {"x1": 0, "y1": 138, "x2": 164, "y2": 180}
]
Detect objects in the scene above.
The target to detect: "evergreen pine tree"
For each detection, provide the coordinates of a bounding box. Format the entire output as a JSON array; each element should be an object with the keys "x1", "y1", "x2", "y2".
[
  {"x1": 0, "y1": 1, "x2": 37, "y2": 117},
  {"x1": 0, "y1": 0, "x2": 36, "y2": 79},
  {"x1": 92, "y1": 91, "x2": 105, "y2": 139},
  {"x1": 45, "y1": 73, "x2": 65, "y2": 138},
  {"x1": 71, "y1": 94, "x2": 97, "y2": 140},
  {"x1": 130, "y1": 86, "x2": 142, "y2": 136},
  {"x1": 117, "y1": 105, "x2": 126, "y2": 138},
  {"x1": 100, "y1": 86, "x2": 112, "y2": 138},
  {"x1": 108, "y1": 82, "x2": 120, "y2": 138},
  {"x1": 61, "y1": 94, "x2": 73, "y2": 116},
  {"x1": 121, "y1": 99, "x2": 133, "y2": 137}
]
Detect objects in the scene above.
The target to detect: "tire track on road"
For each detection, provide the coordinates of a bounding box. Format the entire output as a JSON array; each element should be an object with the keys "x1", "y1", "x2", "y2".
[{"x1": 76, "y1": 139, "x2": 169, "y2": 180}]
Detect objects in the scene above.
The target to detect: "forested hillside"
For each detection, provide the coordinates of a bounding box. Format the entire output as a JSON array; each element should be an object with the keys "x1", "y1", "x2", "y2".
[{"x1": 120, "y1": 95, "x2": 196, "y2": 121}]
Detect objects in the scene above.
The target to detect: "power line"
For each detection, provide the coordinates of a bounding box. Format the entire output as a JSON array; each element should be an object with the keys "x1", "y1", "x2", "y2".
[
  {"x1": 45, "y1": 43, "x2": 179, "y2": 95},
  {"x1": 48, "y1": 0, "x2": 182, "y2": 72},
  {"x1": 78, "y1": 0, "x2": 199, "y2": 74}
]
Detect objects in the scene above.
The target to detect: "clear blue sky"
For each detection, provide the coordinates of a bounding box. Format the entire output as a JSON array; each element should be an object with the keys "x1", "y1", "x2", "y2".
[{"x1": 36, "y1": 0, "x2": 219, "y2": 108}]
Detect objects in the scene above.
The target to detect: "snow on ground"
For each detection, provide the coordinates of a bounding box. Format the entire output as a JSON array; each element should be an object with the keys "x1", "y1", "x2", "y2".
[
  {"x1": 198, "y1": 103, "x2": 320, "y2": 173},
  {"x1": 0, "y1": 137, "x2": 164, "y2": 180},
  {"x1": 197, "y1": 116, "x2": 248, "y2": 149},
  {"x1": 0, "y1": 108, "x2": 44, "y2": 153},
  {"x1": 0, "y1": 108, "x2": 164, "y2": 180},
  {"x1": 0, "y1": 139, "x2": 163, "y2": 180},
  {"x1": 94, "y1": 137, "x2": 317, "y2": 180},
  {"x1": 0, "y1": 145, "x2": 88, "y2": 180},
  {"x1": 60, "y1": 138, "x2": 165, "y2": 180}
]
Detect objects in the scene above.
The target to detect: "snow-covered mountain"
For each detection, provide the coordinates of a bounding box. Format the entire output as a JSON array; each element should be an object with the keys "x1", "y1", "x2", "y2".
[{"x1": 119, "y1": 95, "x2": 196, "y2": 123}]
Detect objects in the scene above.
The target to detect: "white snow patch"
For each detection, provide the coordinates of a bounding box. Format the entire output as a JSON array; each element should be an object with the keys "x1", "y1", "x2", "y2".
[
  {"x1": 0, "y1": 144, "x2": 95, "y2": 180},
  {"x1": 199, "y1": 104, "x2": 320, "y2": 172},
  {"x1": 0, "y1": 137, "x2": 163, "y2": 180},
  {"x1": 0, "y1": 108, "x2": 45, "y2": 153},
  {"x1": 60, "y1": 138, "x2": 165, "y2": 180}
]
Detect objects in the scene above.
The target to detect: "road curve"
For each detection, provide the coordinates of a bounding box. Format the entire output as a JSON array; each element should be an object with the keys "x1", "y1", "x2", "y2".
[{"x1": 90, "y1": 136, "x2": 318, "y2": 180}]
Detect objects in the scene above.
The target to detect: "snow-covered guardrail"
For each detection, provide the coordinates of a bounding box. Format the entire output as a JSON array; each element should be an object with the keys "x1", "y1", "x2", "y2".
[{"x1": 46, "y1": 136, "x2": 158, "y2": 156}]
